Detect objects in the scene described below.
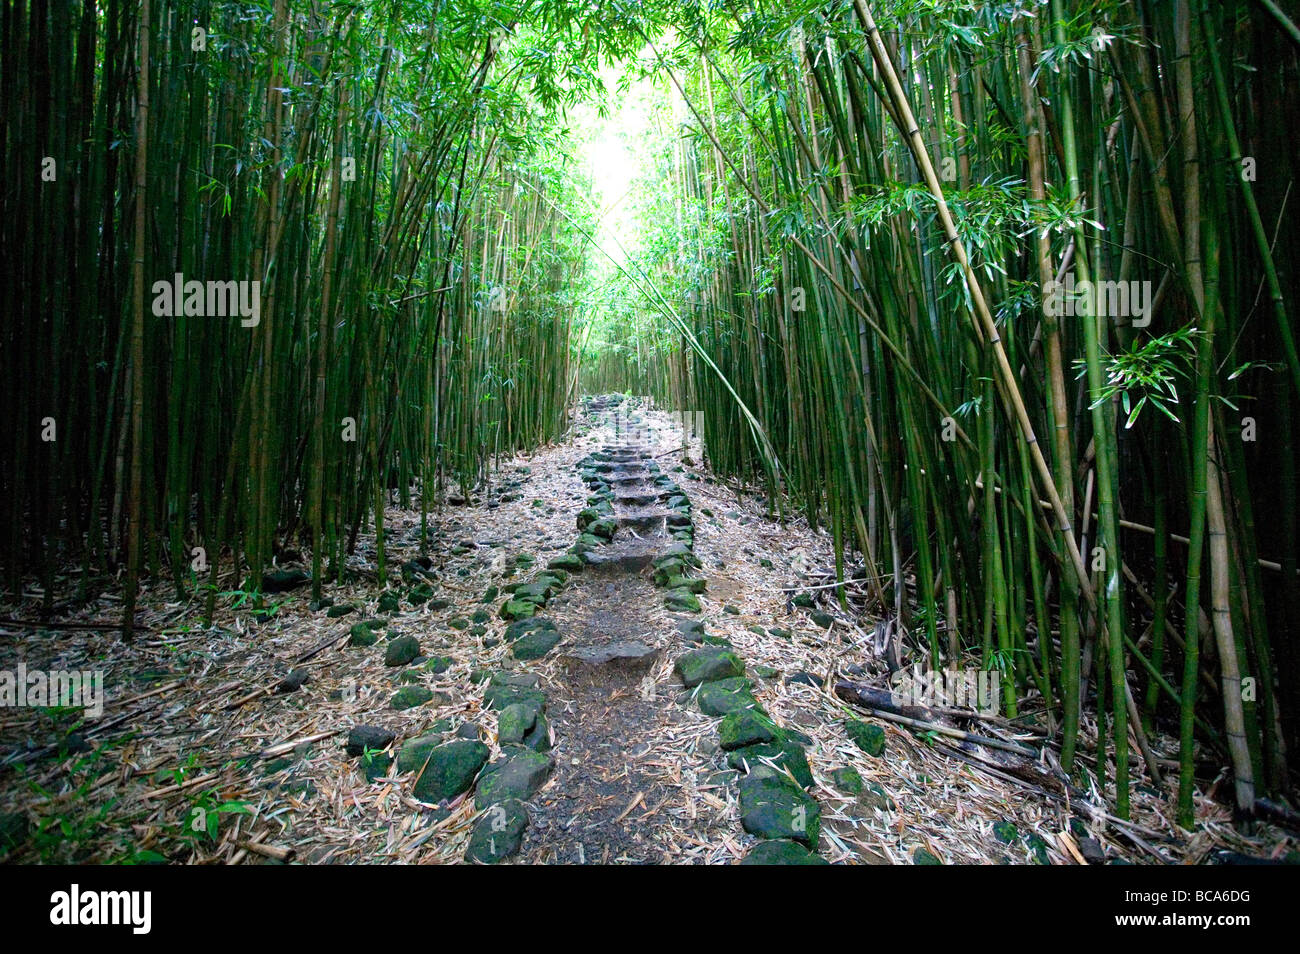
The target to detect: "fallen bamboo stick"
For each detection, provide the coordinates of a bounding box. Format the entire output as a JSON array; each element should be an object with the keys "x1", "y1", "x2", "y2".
[{"x1": 840, "y1": 701, "x2": 1040, "y2": 758}]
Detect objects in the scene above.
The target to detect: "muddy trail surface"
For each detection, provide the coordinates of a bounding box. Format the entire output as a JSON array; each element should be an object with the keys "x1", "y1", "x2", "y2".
[{"x1": 0, "y1": 395, "x2": 1235, "y2": 865}]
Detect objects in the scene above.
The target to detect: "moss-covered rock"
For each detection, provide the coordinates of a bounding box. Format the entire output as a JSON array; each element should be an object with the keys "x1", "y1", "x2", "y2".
[
  {"x1": 513, "y1": 581, "x2": 553, "y2": 603},
  {"x1": 830, "y1": 766, "x2": 864, "y2": 795},
  {"x1": 548, "y1": 554, "x2": 583, "y2": 573},
  {"x1": 739, "y1": 839, "x2": 827, "y2": 865},
  {"x1": 497, "y1": 701, "x2": 541, "y2": 745},
  {"x1": 675, "y1": 646, "x2": 744, "y2": 687},
  {"x1": 665, "y1": 575, "x2": 706, "y2": 594},
  {"x1": 410, "y1": 740, "x2": 488, "y2": 803},
  {"x1": 326, "y1": 603, "x2": 356, "y2": 618},
  {"x1": 474, "y1": 749, "x2": 553, "y2": 808},
  {"x1": 719, "y1": 709, "x2": 780, "y2": 750},
  {"x1": 504, "y1": 616, "x2": 556, "y2": 643},
  {"x1": 482, "y1": 683, "x2": 547, "y2": 714},
  {"x1": 465, "y1": 799, "x2": 528, "y2": 864},
  {"x1": 665, "y1": 588, "x2": 701, "y2": 613},
  {"x1": 349, "y1": 621, "x2": 381, "y2": 647},
  {"x1": 499, "y1": 598, "x2": 539, "y2": 621},
  {"x1": 377, "y1": 591, "x2": 402, "y2": 614},
  {"x1": 728, "y1": 739, "x2": 814, "y2": 788},
  {"x1": 846, "y1": 719, "x2": 886, "y2": 756},
  {"x1": 390, "y1": 685, "x2": 434, "y2": 710},
  {"x1": 384, "y1": 634, "x2": 420, "y2": 667},
  {"x1": 696, "y1": 677, "x2": 757, "y2": 717},
  {"x1": 396, "y1": 732, "x2": 447, "y2": 773},
  {"x1": 738, "y1": 772, "x2": 820, "y2": 846},
  {"x1": 408, "y1": 583, "x2": 435, "y2": 605},
  {"x1": 512, "y1": 627, "x2": 561, "y2": 660},
  {"x1": 913, "y1": 847, "x2": 942, "y2": 865},
  {"x1": 522, "y1": 712, "x2": 551, "y2": 752}
]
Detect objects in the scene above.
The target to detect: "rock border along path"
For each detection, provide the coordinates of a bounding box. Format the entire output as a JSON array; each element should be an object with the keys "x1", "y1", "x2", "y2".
[{"x1": 335, "y1": 395, "x2": 826, "y2": 863}]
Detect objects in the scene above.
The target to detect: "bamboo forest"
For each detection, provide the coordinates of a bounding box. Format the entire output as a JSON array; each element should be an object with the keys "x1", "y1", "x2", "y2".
[{"x1": 1, "y1": 0, "x2": 1299, "y2": 895}]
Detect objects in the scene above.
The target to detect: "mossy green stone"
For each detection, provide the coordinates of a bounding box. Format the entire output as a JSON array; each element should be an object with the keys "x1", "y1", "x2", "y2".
[
  {"x1": 913, "y1": 848, "x2": 942, "y2": 865},
  {"x1": 738, "y1": 772, "x2": 820, "y2": 846},
  {"x1": 513, "y1": 582, "x2": 552, "y2": 602},
  {"x1": 497, "y1": 701, "x2": 540, "y2": 745},
  {"x1": 397, "y1": 732, "x2": 445, "y2": 773},
  {"x1": 391, "y1": 685, "x2": 434, "y2": 710},
  {"x1": 719, "y1": 709, "x2": 780, "y2": 750},
  {"x1": 512, "y1": 628, "x2": 561, "y2": 660},
  {"x1": 482, "y1": 684, "x2": 547, "y2": 713},
  {"x1": 504, "y1": 616, "x2": 556, "y2": 642},
  {"x1": 675, "y1": 646, "x2": 744, "y2": 687},
  {"x1": 665, "y1": 588, "x2": 701, "y2": 612},
  {"x1": 349, "y1": 622, "x2": 380, "y2": 647},
  {"x1": 696, "y1": 677, "x2": 757, "y2": 717},
  {"x1": 665, "y1": 575, "x2": 706, "y2": 593},
  {"x1": 522, "y1": 712, "x2": 551, "y2": 752},
  {"x1": 499, "y1": 599, "x2": 539, "y2": 621},
  {"x1": 410, "y1": 741, "x2": 488, "y2": 803},
  {"x1": 474, "y1": 749, "x2": 553, "y2": 808},
  {"x1": 728, "y1": 740, "x2": 814, "y2": 788},
  {"x1": 465, "y1": 800, "x2": 528, "y2": 864},
  {"x1": 847, "y1": 720, "x2": 886, "y2": 756},
  {"x1": 830, "y1": 766, "x2": 864, "y2": 795},
  {"x1": 740, "y1": 839, "x2": 827, "y2": 865},
  {"x1": 548, "y1": 554, "x2": 583, "y2": 573},
  {"x1": 377, "y1": 591, "x2": 401, "y2": 613},
  {"x1": 384, "y1": 634, "x2": 420, "y2": 667}
]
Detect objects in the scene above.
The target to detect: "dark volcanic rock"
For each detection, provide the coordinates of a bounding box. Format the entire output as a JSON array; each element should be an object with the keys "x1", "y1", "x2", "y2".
[
  {"x1": 345, "y1": 725, "x2": 395, "y2": 756},
  {"x1": 465, "y1": 799, "x2": 529, "y2": 864},
  {"x1": 475, "y1": 749, "x2": 553, "y2": 808},
  {"x1": 276, "y1": 669, "x2": 311, "y2": 693},
  {"x1": 262, "y1": 568, "x2": 310, "y2": 593},
  {"x1": 411, "y1": 740, "x2": 489, "y2": 803},
  {"x1": 384, "y1": 634, "x2": 420, "y2": 667}
]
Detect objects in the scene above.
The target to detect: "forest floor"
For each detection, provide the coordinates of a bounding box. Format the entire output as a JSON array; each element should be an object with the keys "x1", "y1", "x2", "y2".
[{"x1": 1, "y1": 397, "x2": 1295, "y2": 864}]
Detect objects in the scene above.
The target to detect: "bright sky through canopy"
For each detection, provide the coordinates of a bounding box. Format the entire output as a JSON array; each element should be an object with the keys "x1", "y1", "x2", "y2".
[{"x1": 571, "y1": 64, "x2": 660, "y2": 269}]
